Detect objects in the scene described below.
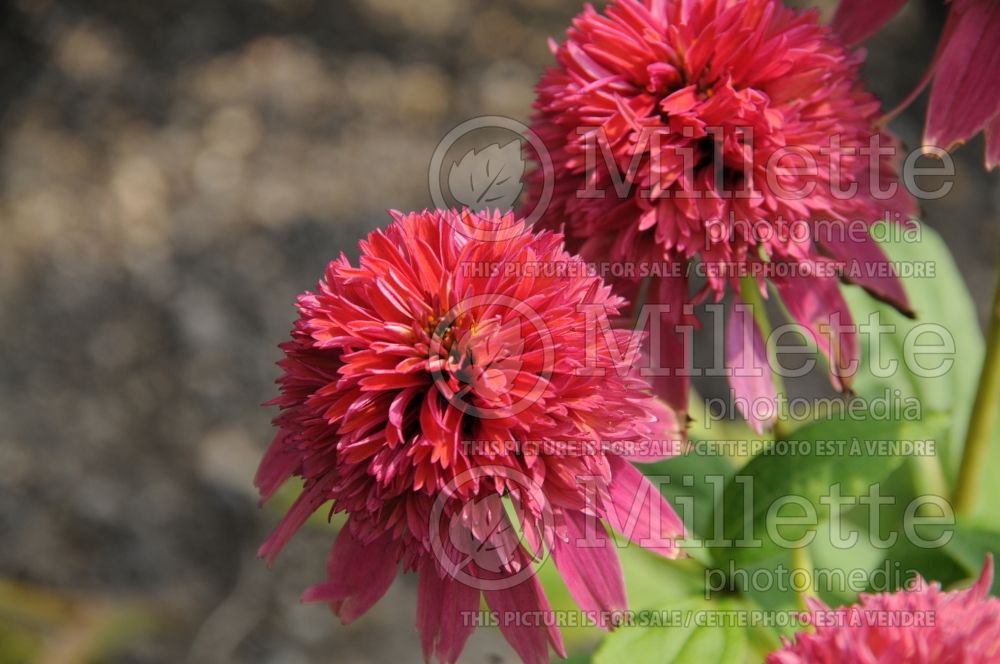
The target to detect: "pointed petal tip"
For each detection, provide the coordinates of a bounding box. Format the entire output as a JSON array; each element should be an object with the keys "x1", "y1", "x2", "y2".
[{"x1": 975, "y1": 553, "x2": 995, "y2": 597}]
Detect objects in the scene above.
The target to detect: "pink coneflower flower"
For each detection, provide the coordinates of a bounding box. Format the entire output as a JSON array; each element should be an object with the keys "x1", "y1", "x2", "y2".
[
  {"x1": 524, "y1": 0, "x2": 916, "y2": 432},
  {"x1": 256, "y1": 208, "x2": 685, "y2": 664},
  {"x1": 769, "y1": 556, "x2": 1000, "y2": 663},
  {"x1": 833, "y1": 0, "x2": 1000, "y2": 169}
]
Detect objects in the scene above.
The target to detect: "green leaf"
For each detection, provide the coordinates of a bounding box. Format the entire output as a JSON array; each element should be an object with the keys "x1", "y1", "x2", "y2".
[
  {"x1": 712, "y1": 408, "x2": 907, "y2": 570},
  {"x1": 942, "y1": 525, "x2": 1000, "y2": 594},
  {"x1": 842, "y1": 223, "x2": 983, "y2": 487},
  {"x1": 560, "y1": 653, "x2": 594, "y2": 664},
  {"x1": 593, "y1": 597, "x2": 748, "y2": 664},
  {"x1": 880, "y1": 522, "x2": 997, "y2": 596},
  {"x1": 807, "y1": 516, "x2": 884, "y2": 606}
]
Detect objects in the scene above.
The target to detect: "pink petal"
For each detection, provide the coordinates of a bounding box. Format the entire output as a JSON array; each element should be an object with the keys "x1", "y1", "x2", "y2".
[
  {"x1": 483, "y1": 560, "x2": 566, "y2": 664},
  {"x1": 618, "y1": 396, "x2": 686, "y2": 463},
  {"x1": 254, "y1": 430, "x2": 300, "y2": 504},
  {"x1": 831, "y1": 0, "x2": 907, "y2": 46},
  {"x1": 646, "y1": 273, "x2": 693, "y2": 419},
  {"x1": 301, "y1": 527, "x2": 398, "y2": 624},
  {"x1": 416, "y1": 562, "x2": 446, "y2": 661},
  {"x1": 819, "y1": 231, "x2": 913, "y2": 317},
  {"x1": 602, "y1": 455, "x2": 684, "y2": 559},
  {"x1": 726, "y1": 296, "x2": 777, "y2": 435},
  {"x1": 258, "y1": 474, "x2": 335, "y2": 564},
  {"x1": 660, "y1": 84, "x2": 700, "y2": 113},
  {"x1": 971, "y1": 553, "x2": 995, "y2": 600},
  {"x1": 772, "y1": 265, "x2": 860, "y2": 392},
  {"x1": 551, "y1": 510, "x2": 627, "y2": 628},
  {"x1": 925, "y1": 1, "x2": 1000, "y2": 152},
  {"x1": 438, "y1": 580, "x2": 482, "y2": 663},
  {"x1": 851, "y1": 132, "x2": 919, "y2": 221},
  {"x1": 986, "y1": 114, "x2": 1000, "y2": 170},
  {"x1": 417, "y1": 561, "x2": 480, "y2": 664}
]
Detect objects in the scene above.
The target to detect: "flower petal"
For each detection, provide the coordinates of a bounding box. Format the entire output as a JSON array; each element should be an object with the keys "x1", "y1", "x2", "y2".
[
  {"x1": 647, "y1": 273, "x2": 694, "y2": 419},
  {"x1": 416, "y1": 562, "x2": 446, "y2": 661},
  {"x1": 602, "y1": 454, "x2": 685, "y2": 559},
  {"x1": 925, "y1": 0, "x2": 1000, "y2": 152},
  {"x1": 302, "y1": 528, "x2": 398, "y2": 624},
  {"x1": 772, "y1": 263, "x2": 860, "y2": 392},
  {"x1": 483, "y1": 560, "x2": 566, "y2": 664},
  {"x1": 617, "y1": 396, "x2": 686, "y2": 463},
  {"x1": 971, "y1": 553, "x2": 995, "y2": 600},
  {"x1": 819, "y1": 230, "x2": 913, "y2": 317},
  {"x1": 831, "y1": 0, "x2": 907, "y2": 46},
  {"x1": 254, "y1": 430, "x2": 300, "y2": 505},
  {"x1": 417, "y1": 561, "x2": 480, "y2": 664},
  {"x1": 726, "y1": 296, "x2": 777, "y2": 435},
  {"x1": 986, "y1": 114, "x2": 1000, "y2": 170},
  {"x1": 552, "y1": 510, "x2": 627, "y2": 628},
  {"x1": 258, "y1": 473, "x2": 336, "y2": 564}
]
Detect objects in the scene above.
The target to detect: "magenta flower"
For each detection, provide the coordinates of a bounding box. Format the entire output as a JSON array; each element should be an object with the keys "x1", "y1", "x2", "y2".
[
  {"x1": 769, "y1": 556, "x2": 1000, "y2": 663},
  {"x1": 833, "y1": 0, "x2": 1000, "y2": 169},
  {"x1": 524, "y1": 0, "x2": 916, "y2": 431},
  {"x1": 256, "y1": 208, "x2": 685, "y2": 664}
]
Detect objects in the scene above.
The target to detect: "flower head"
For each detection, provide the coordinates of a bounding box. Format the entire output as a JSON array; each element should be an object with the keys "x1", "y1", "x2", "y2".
[
  {"x1": 769, "y1": 556, "x2": 1000, "y2": 663},
  {"x1": 256, "y1": 208, "x2": 685, "y2": 664},
  {"x1": 524, "y1": 0, "x2": 917, "y2": 430}
]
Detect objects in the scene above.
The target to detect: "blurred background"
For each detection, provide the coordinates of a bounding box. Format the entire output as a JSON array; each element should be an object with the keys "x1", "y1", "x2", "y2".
[{"x1": 0, "y1": 0, "x2": 996, "y2": 662}]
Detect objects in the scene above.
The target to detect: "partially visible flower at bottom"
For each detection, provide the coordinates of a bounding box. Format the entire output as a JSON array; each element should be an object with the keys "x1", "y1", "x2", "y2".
[
  {"x1": 256, "y1": 208, "x2": 686, "y2": 664},
  {"x1": 769, "y1": 555, "x2": 1000, "y2": 664}
]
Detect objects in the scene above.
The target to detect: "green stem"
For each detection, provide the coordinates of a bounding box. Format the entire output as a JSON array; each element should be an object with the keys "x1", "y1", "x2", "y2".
[
  {"x1": 789, "y1": 544, "x2": 815, "y2": 613},
  {"x1": 739, "y1": 277, "x2": 791, "y2": 440},
  {"x1": 910, "y1": 454, "x2": 949, "y2": 502},
  {"x1": 954, "y1": 262, "x2": 1000, "y2": 515}
]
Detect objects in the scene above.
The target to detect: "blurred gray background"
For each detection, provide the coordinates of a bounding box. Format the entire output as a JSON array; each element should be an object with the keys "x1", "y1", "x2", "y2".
[{"x1": 0, "y1": 0, "x2": 996, "y2": 662}]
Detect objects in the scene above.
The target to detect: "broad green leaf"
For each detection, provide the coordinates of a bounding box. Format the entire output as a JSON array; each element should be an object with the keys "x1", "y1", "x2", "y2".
[
  {"x1": 712, "y1": 409, "x2": 907, "y2": 570},
  {"x1": 878, "y1": 522, "x2": 996, "y2": 596},
  {"x1": 942, "y1": 525, "x2": 1000, "y2": 594},
  {"x1": 593, "y1": 597, "x2": 748, "y2": 664},
  {"x1": 842, "y1": 223, "x2": 983, "y2": 488},
  {"x1": 808, "y1": 516, "x2": 884, "y2": 606}
]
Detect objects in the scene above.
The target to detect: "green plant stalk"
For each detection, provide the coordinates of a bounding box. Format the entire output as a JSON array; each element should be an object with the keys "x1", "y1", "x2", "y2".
[
  {"x1": 910, "y1": 453, "x2": 949, "y2": 502},
  {"x1": 739, "y1": 277, "x2": 791, "y2": 440},
  {"x1": 954, "y1": 262, "x2": 1000, "y2": 515},
  {"x1": 789, "y1": 544, "x2": 815, "y2": 614}
]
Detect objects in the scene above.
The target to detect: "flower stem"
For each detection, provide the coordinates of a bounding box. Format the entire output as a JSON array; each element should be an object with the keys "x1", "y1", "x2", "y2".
[
  {"x1": 910, "y1": 453, "x2": 949, "y2": 502},
  {"x1": 789, "y1": 544, "x2": 815, "y2": 613},
  {"x1": 954, "y1": 261, "x2": 1000, "y2": 515}
]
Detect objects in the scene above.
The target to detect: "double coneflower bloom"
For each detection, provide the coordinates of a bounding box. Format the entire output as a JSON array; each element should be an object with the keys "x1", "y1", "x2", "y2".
[
  {"x1": 525, "y1": 0, "x2": 917, "y2": 431},
  {"x1": 257, "y1": 209, "x2": 685, "y2": 664}
]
